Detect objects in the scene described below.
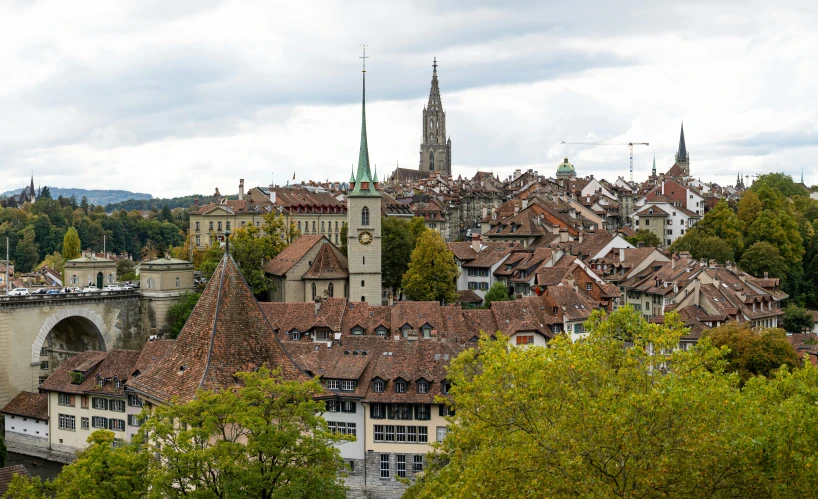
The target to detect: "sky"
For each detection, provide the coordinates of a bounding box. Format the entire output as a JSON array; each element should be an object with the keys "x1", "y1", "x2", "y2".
[{"x1": 0, "y1": 1, "x2": 816, "y2": 198}]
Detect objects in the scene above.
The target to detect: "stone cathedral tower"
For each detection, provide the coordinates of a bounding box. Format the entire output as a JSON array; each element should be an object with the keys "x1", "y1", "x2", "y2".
[
  {"x1": 419, "y1": 58, "x2": 452, "y2": 176},
  {"x1": 347, "y1": 55, "x2": 383, "y2": 305},
  {"x1": 675, "y1": 122, "x2": 690, "y2": 176}
]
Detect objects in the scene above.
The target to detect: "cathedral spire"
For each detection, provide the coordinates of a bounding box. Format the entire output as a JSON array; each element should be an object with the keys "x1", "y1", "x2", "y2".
[
  {"x1": 652, "y1": 152, "x2": 656, "y2": 177},
  {"x1": 677, "y1": 122, "x2": 687, "y2": 161}
]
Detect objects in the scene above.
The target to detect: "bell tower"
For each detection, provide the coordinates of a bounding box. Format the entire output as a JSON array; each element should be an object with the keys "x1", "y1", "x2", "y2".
[
  {"x1": 419, "y1": 58, "x2": 452, "y2": 176},
  {"x1": 347, "y1": 47, "x2": 382, "y2": 304}
]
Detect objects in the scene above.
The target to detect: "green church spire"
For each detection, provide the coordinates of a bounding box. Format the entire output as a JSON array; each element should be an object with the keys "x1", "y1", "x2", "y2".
[{"x1": 352, "y1": 47, "x2": 377, "y2": 196}]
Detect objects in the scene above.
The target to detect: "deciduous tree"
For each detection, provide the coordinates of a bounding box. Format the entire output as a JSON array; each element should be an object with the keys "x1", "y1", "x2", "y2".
[
  {"x1": 402, "y1": 230, "x2": 459, "y2": 304},
  {"x1": 482, "y1": 281, "x2": 512, "y2": 308},
  {"x1": 781, "y1": 304, "x2": 815, "y2": 334},
  {"x1": 166, "y1": 291, "x2": 201, "y2": 339},
  {"x1": 738, "y1": 241, "x2": 789, "y2": 279},
  {"x1": 704, "y1": 322, "x2": 799, "y2": 382},
  {"x1": 382, "y1": 217, "x2": 412, "y2": 295},
  {"x1": 625, "y1": 229, "x2": 660, "y2": 247}
]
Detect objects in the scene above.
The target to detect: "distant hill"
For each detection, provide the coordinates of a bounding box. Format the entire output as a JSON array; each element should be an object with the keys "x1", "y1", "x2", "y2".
[
  {"x1": 104, "y1": 195, "x2": 209, "y2": 212},
  {"x1": 1, "y1": 187, "x2": 152, "y2": 206}
]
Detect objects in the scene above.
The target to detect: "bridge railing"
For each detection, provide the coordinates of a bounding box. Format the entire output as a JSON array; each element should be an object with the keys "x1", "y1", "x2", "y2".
[{"x1": 0, "y1": 289, "x2": 141, "y2": 304}]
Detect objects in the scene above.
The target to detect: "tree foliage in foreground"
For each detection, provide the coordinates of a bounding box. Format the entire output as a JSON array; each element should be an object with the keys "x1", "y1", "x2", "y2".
[
  {"x1": 4, "y1": 368, "x2": 349, "y2": 499},
  {"x1": 406, "y1": 306, "x2": 818, "y2": 499},
  {"x1": 704, "y1": 322, "x2": 799, "y2": 383}
]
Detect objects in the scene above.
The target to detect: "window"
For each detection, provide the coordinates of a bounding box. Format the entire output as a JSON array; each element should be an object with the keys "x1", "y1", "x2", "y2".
[
  {"x1": 644, "y1": 219, "x2": 650, "y2": 226},
  {"x1": 218, "y1": 222, "x2": 222, "y2": 231},
  {"x1": 58, "y1": 393, "x2": 74, "y2": 407},
  {"x1": 241, "y1": 221, "x2": 246, "y2": 228},
  {"x1": 417, "y1": 380, "x2": 428, "y2": 394},
  {"x1": 209, "y1": 221, "x2": 213, "y2": 231},
  {"x1": 92, "y1": 397, "x2": 108, "y2": 410},
  {"x1": 91, "y1": 416, "x2": 107, "y2": 429},
  {"x1": 81, "y1": 396, "x2": 89, "y2": 409},
  {"x1": 335, "y1": 221, "x2": 339, "y2": 232},
  {"x1": 225, "y1": 221, "x2": 230, "y2": 231},
  {"x1": 667, "y1": 220, "x2": 673, "y2": 225},
  {"x1": 395, "y1": 380, "x2": 406, "y2": 393},
  {"x1": 40, "y1": 361, "x2": 49, "y2": 370},
  {"x1": 109, "y1": 419, "x2": 125, "y2": 432},
  {"x1": 128, "y1": 395, "x2": 141, "y2": 407},
  {"x1": 441, "y1": 381, "x2": 451, "y2": 394},
  {"x1": 341, "y1": 380, "x2": 356, "y2": 391},
  {"x1": 346, "y1": 422, "x2": 357, "y2": 437},
  {"x1": 109, "y1": 399, "x2": 126, "y2": 412},
  {"x1": 128, "y1": 415, "x2": 143, "y2": 427},
  {"x1": 363, "y1": 256, "x2": 365, "y2": 265},
  {"x1": 397, "y1": 455, "x2": 406, "y2": 478},
  {"x1": 413, "y1": 455, "x2": 424, "y2": 472},
  {"x1": 362, "y1": 207, "x2": 370, "y2": 226},
  {"x1": 371, "y1": 403, "x2": 386, "y2": 419},
  {"x1": 195, "y1": 235, "x2": 200, "y2": 246},
  {"x1": 321, "y1": 221, "x2": 325, "y2": 233},
  {"x1": 361, "y1": 280, "x2": 365, "y2": 288},
  {"x1": 437, "y1": 426, "x2": 449, "y2": 442},
  {"x1": 586, "y1": 283, "x2": 592, "y2": 291},
  {"x1": 175, "y1": 277, "x2": 180, "y2": 288},
  {"x1": 195, "y1": 222, "x2": 200, "y2": 231},
  {"x1": 373, "y1": 379, "x2": 384, "y2": 392},
  {"x1": 312, "y1": 221, "x2": 316, "y2": 233},
  {"x1": 328, "y1": 282, "x2": 334, "y2": 297},
  {"x1": 352, "y1": 326, "x2": 363, "y2": 335},
  {"x1": 666, "y1": 229, "x2": 673, "y2": 235},
  {"x1": 326, "y1": 400, "x2": 339, "y2": 412},
  {"x1": 325, "y1": 379, "x2": 340, "y2": 390},
  {"x1": 479, "y1": 282, "x2": 489, "y2": 291},
  {"x1": 422, "y1": 326, "x2": 431, "y2": 338},
  {"x1": 390, "y1": 403, "x2": 412, "y2": 420},
  {"x1": 416, "y1": 404, "x2": 431, "y2": 420},
  {"x1": 297, "y1": 221, "x2": 302, "y2": 233},
  {"x1": 81, "y1": 417, "x2": 89, "y2": 430},
  {"x1": 58, "y1": 414, "x2": 76, "y2": 431},
  {"x1": 291, "y1": 330, "x2": 301, "y2": 341},
  {"x1": 515, "y1": 335, "x2": 534, "y2": 345},
  {"x1": 311, "y1": 283, "x2": 317, "y2": 300},
  {"x1": 315, "y1": 330, "x2": 331, "y2": 341},
  {"x1": 380, "y1": 454, "x2": 390, "y2": 478},
  {"x1": 376, "y1": 326, "x2": 388, "y2": 337},
  {"x1": 374, "y1": 425, "x2": 428, "y2": 443},
  {"x1": 340, "y1": 401, "x2": 356, "y2": 413},
  {"x1": 38, "y1": 376, "x2": 47, "y2": 385},
  {"x1": 440, "y1": 405, "x2": 455, "y2": 417}
]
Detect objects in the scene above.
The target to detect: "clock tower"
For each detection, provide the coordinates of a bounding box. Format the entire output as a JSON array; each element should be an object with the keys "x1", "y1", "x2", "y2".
[{"x1": 347, "y1": 49, "x2": 382, "y2": 304}]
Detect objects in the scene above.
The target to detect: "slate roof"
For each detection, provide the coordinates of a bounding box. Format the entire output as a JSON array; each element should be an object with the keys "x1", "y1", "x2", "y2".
[
  {"x1": 302, "y1": 243, "x2": 348, "y2": 280},
  {"x1": 1, "y1": 391, "x2": 48, "y2": 420},
  {"x1": 263, "y1": 235, "x2": 325, "y2": 276},
  {"x1": 127, "y1": 255, "x2": 309, "y2": 403},
  {"x1": 0, "y1": 466, "x2": 30, "y2": 497}
]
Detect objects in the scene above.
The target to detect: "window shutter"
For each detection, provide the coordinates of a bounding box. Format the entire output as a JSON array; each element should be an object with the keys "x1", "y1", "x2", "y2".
[
  {"x1": 103, "y1": 417, "x2": 109, "y2": 429},
  {"x1": 370, "y1": 404, "x2": 375, "y2": 418},
  {"x1": 425, "y1": 404, "x2": 431, "y2": 420},
  {"x1": 387, "y1": 404, "x2": 393, "y2": 420},
  {"x1": 70, "y1": 395, "x2": 75, "y2": 406},
  {"x1": 350, "y1": 401, "x2": 357, "y2": 414},
  {"x1": 414, "y1": 404, "x2": 420, "y2": 420},
  {"x1": 439, "y1": 404, "x2": 444, "y2": 417}
]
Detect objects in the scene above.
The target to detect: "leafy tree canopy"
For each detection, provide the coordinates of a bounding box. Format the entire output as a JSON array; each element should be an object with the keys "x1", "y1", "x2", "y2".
[
  {"x1": 402, "y1": 230, "x2": 459, "y2": 304},
  {"x1": 704, "y1": 322, "x2": 799, "y2": 383},
  {"x1": 625, "y1": 229, "x2": 660, "y2": 247},
  {"x1": 382, "y1": 217, "x2": 413, "y2": 295},
  {"x1": 482, "y1": 281, "x2": 512, "y2": 308},
  {"x1": 781, "y1": 304, "x2": 815, "y2": 334}
]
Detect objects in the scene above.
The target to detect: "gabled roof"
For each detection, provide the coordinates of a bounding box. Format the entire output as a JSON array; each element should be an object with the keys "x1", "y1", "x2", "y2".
[
  {"x1": 263, "y1": 235, "x2": 325, "y2": 276},
  {"x1": 127, "y1": 255, "x2": 309, "y2": 403},
  {"x1": 1, "y1": 391, "x2": 48, "y2": 420},
  {"x1": 302, "y1": 243, "x2": 348, "y2": 280}
]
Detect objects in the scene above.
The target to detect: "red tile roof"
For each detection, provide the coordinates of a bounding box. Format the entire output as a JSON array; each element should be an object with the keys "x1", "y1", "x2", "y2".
[
  {"x1": 128, "y1": 255, "x2": 309, "y2": 403},
  {"x1": 302, "y1": 243, "x2": 348, "y2": 280},
  {"x1": 1, "y1": 391, "x2": 48, "y2": 420},
  {"x1": 0, "y1": 466, "x2": 30, "y2": 497},
  {"x1": 263, "y1": 235, "x2": 325, "y2": 276}
]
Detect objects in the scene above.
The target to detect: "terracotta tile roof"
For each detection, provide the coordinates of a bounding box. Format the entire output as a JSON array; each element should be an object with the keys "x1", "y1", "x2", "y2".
[
  {"x1": 634, "y1": 205, "x2": 669, "y2": 217},
  {"x1": 40, "y1": 350, "x2": 107, "y2": 395},
  {"x1": 193, "y1": 199, "x2": 272, "y2": 216},
  {"x1": 665, "y1": 163, "x2": 686, "y2": 178},
  {"x1": 0, "y1": 466, "x2": 30, "y2": 497},
  {"x1": 132, "y1": 339, "x2": 174, "y2": 376},
  {"x1": 536, "y1": 267, "x2": 571, "y2": 286},
  {"x1": 390, "y1": 301, "x2": 446, "y2": 336},
  {"x1": 571, "y1": 232, "x2": 616, "y2": 259},
  {"x1": 302, "y1": 243, "x2": 348, "y2": 280},
  {"x1": 547, "y1": 285, "x2": 598, "y2": 321},
  {"x1": 462, "y1": 309, "x2": 499, "y2": 339},
  {"x1": 456, "y1": 290, "x2": 483, "y2": 304},
  {"x1": 490, "y1": 297, "x2": 557, "y2": 336},
  {"x1": 263, "y1": 235, "x2": 325, "y2": 276},
  {"x1": 1, "y1": 391, "x2": 48, "y2": 420},
  {"x1": 127, "y1": 255, "x2": 309, "y2": 403},
  {"x1": 461, "y1": 242, "x2": 517, "y2": 268},
  {"x1": 447, "y1": 242, "x2": 478, "y2": 261}
]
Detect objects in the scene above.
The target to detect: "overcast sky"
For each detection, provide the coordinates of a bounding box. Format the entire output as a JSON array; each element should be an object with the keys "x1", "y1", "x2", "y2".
[{"x1": 1, "y1": 1, "x2": 816, "y2": 198}]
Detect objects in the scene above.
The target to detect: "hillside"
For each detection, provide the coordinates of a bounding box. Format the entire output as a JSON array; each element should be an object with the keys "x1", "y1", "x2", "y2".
[
  {"x1": 104, "y1": 195, "x2": 209, "y2": 212},
  {"x1": 1, "y1": 187, "x2": 152, "y2": 206}
]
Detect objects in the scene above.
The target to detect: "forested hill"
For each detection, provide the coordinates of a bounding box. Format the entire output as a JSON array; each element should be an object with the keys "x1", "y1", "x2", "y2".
[
  {"x1": 1, "y1": 187, "x2": 151, "y2": 206},
  {"x1": 104, "y1": 195, "x2": 208, "y2": 212}
]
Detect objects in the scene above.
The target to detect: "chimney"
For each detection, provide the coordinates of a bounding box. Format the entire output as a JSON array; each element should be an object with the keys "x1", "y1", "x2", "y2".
[
  {"x1": 471, "y1": 234, "x2": 481, "y2": 253},
  {"x1": 764, "y1": 272, "x2": 769, "y2": 278},
  {"x1": 619, "y1": 247, "x2": 625, "y2": 262},
  {"x1": 194, "y1": 198, "x2": 199, "y2": 207},
  {"x1": 578, "y1": 232, "x2": 584, "y2": 244},
  {"x1": 238, "y1": 179, "x2": 245, "y2": 201},
  {"x1": 314, "y1": 297, "x2": 322, "y2": 316},
  {"x1": 269, "y1": 189, "x2": 276, "y2": 204},
  {"x1": 559, "y1": 228, "x2": 569, "y2": 243},
  {"x1": 482, "y1": 206, "x2": 488, "y2": 218}
]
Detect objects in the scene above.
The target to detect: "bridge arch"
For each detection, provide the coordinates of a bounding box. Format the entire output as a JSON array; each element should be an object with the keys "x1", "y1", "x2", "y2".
[{"x1": 32, "y1": 308, "x2": 107, "y2": 365}]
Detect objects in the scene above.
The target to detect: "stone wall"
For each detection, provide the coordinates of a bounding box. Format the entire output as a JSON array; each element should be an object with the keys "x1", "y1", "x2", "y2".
[{"x1": 4, "y1": 432, "x2": 50, "y2": 460}]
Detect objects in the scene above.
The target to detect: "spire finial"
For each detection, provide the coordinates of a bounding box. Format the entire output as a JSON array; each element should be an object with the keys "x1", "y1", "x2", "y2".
[
  {"x1": 360, "y1": 44, "x2": 368, "y2": 73},
  {"x1": 433, "y1": 57, "x2": 437, "y2": 73}
]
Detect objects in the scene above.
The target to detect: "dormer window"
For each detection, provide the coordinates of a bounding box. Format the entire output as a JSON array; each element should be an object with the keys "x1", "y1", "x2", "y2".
[
  {"x1": 96, "y1": 375, "x2": 105, "y2": 388},
  {"x1": 325, "y1": 379, "x2": 340, "y2": 390},
  {"x1": 373, "y1": 379, "x2": 384, "y2": 392},
  {"x1": 352, "y1": 327, "x2": 363, "y2": 335},
  {"x1": 341, "y1": 380, "x2": 356, "y2": 391},
  {"x1": 421, "y1": 325, "x2": 432, "y2": 338},
  {"x1": 376, "y1": 326, "x2": 388, "y2": 337},
  {"x1": 395, "y1": 379, "x2": 407, "y2": 393},
  {"x1": 114, "y1": 377, "x2": 122, "y2": 389},
  {"x1": 291, "y1": 330, "x2": 301, "y2": 341},
  {"x1": 401, "y1": 324, "x2": 411, "y2": 338},
  {"x1": 417, "y1": 380, "x2": 429, "y2": 394},
  {"x1": 441, "y1": 380, "x2": 451, "y2": 394}
]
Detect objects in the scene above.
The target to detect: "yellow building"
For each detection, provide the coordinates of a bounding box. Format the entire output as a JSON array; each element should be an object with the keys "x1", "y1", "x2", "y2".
[{"x1": 65, "y1": 256, "x2": 117, "y2": 288}]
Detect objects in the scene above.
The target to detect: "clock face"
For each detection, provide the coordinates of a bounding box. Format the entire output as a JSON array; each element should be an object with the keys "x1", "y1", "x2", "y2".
[{"x1": 358, "y1": 231, "x2": 373, "y2": 245}]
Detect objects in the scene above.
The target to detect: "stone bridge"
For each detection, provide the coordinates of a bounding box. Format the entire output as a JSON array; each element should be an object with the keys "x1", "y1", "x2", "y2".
[{"x1": 0, "y1": 290, "x2": 150, "y2": 407}]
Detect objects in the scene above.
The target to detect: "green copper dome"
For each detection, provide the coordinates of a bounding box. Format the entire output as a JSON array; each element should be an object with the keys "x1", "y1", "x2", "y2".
[{"x1": 556, "y1": 157, "x2": 575, "y2": 175}]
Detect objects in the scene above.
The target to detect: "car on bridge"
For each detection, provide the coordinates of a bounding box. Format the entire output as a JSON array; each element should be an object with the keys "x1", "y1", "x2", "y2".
[
  {"x1": 103, "y1": 285, "x2": 122, "y2": 291},
  {"x1": 82, "y1": 285, "x2": 100, "y2": 293},
  {"x1": 8, "y1": 288, "x2": 29, "y2": 296},
  {"x1": 46, "y1": 289, "x2": 63, "y2": 295}
]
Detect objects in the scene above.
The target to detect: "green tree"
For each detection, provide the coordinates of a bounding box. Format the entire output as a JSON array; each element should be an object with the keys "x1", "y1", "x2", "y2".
[
  {"x1": 159, "y1": 204, "x2": 173, "y2": 223},
  {"x1": 0, "y1": 429, "x2": 6, "y2": 467},
  {"x1": 1, "y1": 475, "x2": 49, "y2": 499},
  {"x1": 141, "y1": 367, "x2": 349, "y2": 499},
  {"x1": 738, "y1": 241, "x2": 789, "y2": 279},
  {"x1": 116, "y1": 259, "x2": 136, "y2": 282},
  {"x1": 14, "y1": 227, "x2": 40, "y2": 273},
  {"x1": 704, "y1": 322, "x2": 799, "y2": 383},
  {"x1": 781, "y1": 304, "x2": 815, "y2": 334},
  {"x1": 381, "y1": 217, "x2": 412, "y2": 295},
  {"x1": 406, "y1": 307, "x2": 818, "y2": 499},
  {"x1": 745, "y1": 209, "x2": 804, "y2": 263},
  {"x1": 407, "y1": 217, "x2": 428, "y2": 247},
  {"x1": 482, "y1": 281, "x2": 512, "y2": 308},
  {"x1": 80, "y1": 196, "x2": 89, "y2": 214},
  {"x1": 402, "y1": 230, "x2": 459, "y2": 304},
  {"x1": 37, "y1": 252, "x2": 65, "y2": 275},
  {"x1": 670, "y1": 231, "x2": 735, "y2": 263},
  {"x1": 625, "y1": 229, "x2": 660, "y2": 247},
  {"x1": 737, "y1": 190, "x2": 762, "y2": 226},
  {"x1": 62, "y1": 227, "x2": 81, "y2": 261},
  {"x1": 692, "y1": 199, "x2": 744, "y2": 255},
  {"x1": 167, "y1": 291, "x2": 201, "y2": 339},
  {"x1": 750, "y1": 172, "x2": 807, "y2": 199},
  {"x1": 339, "y1": 223, "x2": 348, "y2": 256},
  {"x1": 198, "y1": 237, "x2": 224, "y2": 279},
  {"x1": 38, "y1": 186, "x2": 52, "y2": 200}
]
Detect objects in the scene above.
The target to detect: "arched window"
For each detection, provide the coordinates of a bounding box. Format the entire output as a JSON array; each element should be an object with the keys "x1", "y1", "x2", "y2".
[
  {"x1": 361, "y1": 207, "x2": 369, "y2": 226},
  {"x1": 175, "y1": 277, "x2": 180, "y2": 288},
  {"x1": 363, "y1": 256, "x2": 365, "y2": 265},
  {"x1": 328, "y1": 282, "x2": 334, "y2": 297},
  {"x1": 361, "y1": 296, "x2": 366, "y2": 302},
  {"x1": 311, "y1": 283, "x2": 317, "y2": 300},
  {"x1": 429, "y1": 151, "x2": 435, "y2": 171}
]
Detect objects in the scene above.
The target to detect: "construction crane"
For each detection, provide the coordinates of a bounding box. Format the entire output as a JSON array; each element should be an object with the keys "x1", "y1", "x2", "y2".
[{"x1": 561, "y1": 141, "x2": 649, "y2": 182}]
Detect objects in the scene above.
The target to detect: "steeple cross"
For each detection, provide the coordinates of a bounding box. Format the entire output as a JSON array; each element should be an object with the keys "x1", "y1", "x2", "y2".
[
  {"x1": 433, "y1": 57, "x2": 437, "y2": 72},
  {"x1": 360, "y1": 44, "x2": 369, "y2": 72}
]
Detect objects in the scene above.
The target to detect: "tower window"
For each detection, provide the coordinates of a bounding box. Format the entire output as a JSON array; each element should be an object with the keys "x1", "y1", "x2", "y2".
[
  {"x1": 361, "y1": 207, "x2": 370, "y2": 226},
  {"x1": 311, "y1": 283, "x2": 317, "y2": 300},
  {"x1": 361, "y1": 280, "x2": 365, "y2": 287},
  {"x1": 363, "y1": 257, "x2": 365, "y2": 265},
  {"x1": 328, "y1": 282, "x2": 334, "y2": 298}
]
